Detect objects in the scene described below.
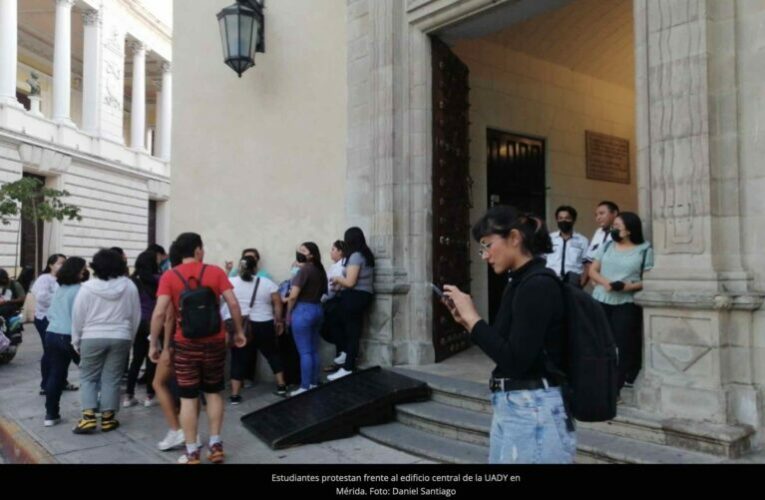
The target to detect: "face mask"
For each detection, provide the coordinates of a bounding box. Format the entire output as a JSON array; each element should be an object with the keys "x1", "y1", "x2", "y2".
[
  {"x1": 610, "y1": 229, "x2": 623, "y2": 243},
  {"x1": 557, "y1": 221, "x2": 574, "y2": 234},
  {"x1": 290, "y1": 267, "x2": 300, "y2": 276},
  {"x1": 296, "y1": 252, "x2": 308, "y2": 264}
]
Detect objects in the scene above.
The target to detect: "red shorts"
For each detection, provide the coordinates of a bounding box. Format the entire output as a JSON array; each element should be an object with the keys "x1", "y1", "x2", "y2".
[{"x1": 173, "y1": 340, "x2": 227, "y2": 398}]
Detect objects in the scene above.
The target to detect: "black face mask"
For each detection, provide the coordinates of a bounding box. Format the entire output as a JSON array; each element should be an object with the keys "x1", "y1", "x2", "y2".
[
  {"x1": 557, "y1": 221, "x2": 574, "y2": 234},
  {"x1": 610, "y1": 229, "x2": 624, "y2": 243},
  {"x1": 296, "y1": 253, "x2": 308, "y2": 264}
]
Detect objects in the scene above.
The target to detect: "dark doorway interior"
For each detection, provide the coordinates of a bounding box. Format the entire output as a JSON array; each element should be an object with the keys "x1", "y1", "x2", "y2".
[
  {"x1": 148, "y1": 200, "x2": 157, "y2": 246},
  {"x1": 20, "y1": 173, "x2": 46, "y2": 277},
  {"x1": 486, "y1": 129, "x2": 546, "y2": 322}
]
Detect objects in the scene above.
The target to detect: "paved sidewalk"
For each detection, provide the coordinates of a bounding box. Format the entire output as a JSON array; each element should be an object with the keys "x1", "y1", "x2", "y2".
[{"x1": 0, "y1": 325, "x2": 430, "y2": 464}]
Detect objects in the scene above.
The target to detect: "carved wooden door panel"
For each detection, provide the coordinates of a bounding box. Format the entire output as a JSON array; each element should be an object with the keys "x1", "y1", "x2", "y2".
[{"x1": 432, "y1": 37, "x2": 472, "y2": 363}]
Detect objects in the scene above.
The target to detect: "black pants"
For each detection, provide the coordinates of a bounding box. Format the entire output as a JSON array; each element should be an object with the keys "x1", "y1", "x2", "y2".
[
  {"x1": 320, "y1": 297, "x2": 343, "y2": 357},
  {"x1": 339, "y1": 290, "x2": 374, "y2": 371},
  {"x1": 44, "y1": 332, "x2": 76, "y2": 418},
  {"x1": 126, "y1": 320, "x2": 156, "y2": 397},
  {"x1": 601, "y1": 302, "x2": 643, "y2": 391},
  {"x1": 231, "y1": 320, "x2": 284, "y2": 381}
]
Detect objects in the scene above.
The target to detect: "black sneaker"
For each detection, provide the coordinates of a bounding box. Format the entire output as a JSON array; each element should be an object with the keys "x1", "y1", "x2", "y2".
[
  {"x1": 39, "y1": 389, "x2": 46, "y2": 396},
  {"x1": 273, "y1": 385, "x2": 288, "y2": 397},
  {"x1": 229, "y1": 395, "x2": 242, "y2": 405}
]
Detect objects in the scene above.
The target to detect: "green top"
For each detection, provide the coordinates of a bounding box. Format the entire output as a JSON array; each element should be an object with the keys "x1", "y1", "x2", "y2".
[{"x1": 592, "y1": 241, "x2": 653, "y2": 305}]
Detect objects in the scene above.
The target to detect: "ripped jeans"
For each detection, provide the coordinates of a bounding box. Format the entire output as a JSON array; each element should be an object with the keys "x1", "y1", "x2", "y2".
[{"x1": 489, "y1": 386, "x2": 576, "y2": 464}]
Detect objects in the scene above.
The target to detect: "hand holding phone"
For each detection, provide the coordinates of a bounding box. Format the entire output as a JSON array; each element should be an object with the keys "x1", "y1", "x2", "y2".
[{"x1": 432, "y1": 283, "x2": 454, "y2": 307}]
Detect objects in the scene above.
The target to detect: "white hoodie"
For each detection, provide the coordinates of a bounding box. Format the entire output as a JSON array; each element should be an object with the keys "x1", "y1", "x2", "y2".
[{"x1": 71, "y1": 276, "x2": 141, "y2": 349}]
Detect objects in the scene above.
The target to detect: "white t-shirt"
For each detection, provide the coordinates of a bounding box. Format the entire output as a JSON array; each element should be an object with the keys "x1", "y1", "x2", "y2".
[
  {"x1": 545, "y1": 231, "x2": 590, "y2": 277},
  {"x1": 31, "y1": 273, "x2": 59, "y2": 320},
  {"x1": 221, "y1": 276, "x2": 280, "y2": 322},
  {"x1": 323, "y1": 260, "x2": 346, "y2": 301},
  {"x1": 585, "y1": 227, "x2": 613, "y2": 263}
]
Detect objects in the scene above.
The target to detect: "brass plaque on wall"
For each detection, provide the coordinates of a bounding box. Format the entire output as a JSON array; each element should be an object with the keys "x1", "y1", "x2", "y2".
[{"x1": 585, "y1": 131, "x2": 630, "y2": 184}]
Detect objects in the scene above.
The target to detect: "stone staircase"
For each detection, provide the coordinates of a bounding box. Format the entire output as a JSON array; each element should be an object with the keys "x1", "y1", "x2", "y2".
[{"x1": 359, "y1": 368, "x2": 756, "y2": 464}]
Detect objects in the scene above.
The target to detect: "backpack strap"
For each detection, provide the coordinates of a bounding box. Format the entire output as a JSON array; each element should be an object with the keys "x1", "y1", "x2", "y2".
[
  {"x1": 249, "y1": 277, "x2": 261, "y2": 310},
  {"x1": 172, "y1": 269, "x2": 192, "y2": 291}
]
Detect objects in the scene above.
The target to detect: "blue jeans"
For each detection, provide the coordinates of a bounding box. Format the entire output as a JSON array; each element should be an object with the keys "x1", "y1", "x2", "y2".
[
  {"x1": 291, "y1": 302, "x2": 323, "y2": 389},
  {"x1": 44, "y1": 332, "x2": 76, "y2": 418},
  {"x1": 34, "y1": 317, "x2": 50, "y2": 391},
  {"x1": 489, "y1": 386, "x2": 576, "y2": 464}
]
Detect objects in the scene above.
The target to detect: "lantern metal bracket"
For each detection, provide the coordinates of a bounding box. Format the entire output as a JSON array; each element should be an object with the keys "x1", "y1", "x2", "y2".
[{"x1": 239, "y1": 0, "x2": 265, "y2": 53}]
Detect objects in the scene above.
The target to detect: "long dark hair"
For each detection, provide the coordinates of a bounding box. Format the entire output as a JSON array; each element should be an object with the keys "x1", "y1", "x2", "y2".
[
  {"x1": 42, "y1": 254, "x2": 66, "y2": 274},
  {"x1": 472, "y1": 205, "x2": 553, "y2": 256},
  {"x1": 238, "y1": 255, "x2": 258, "y2": 282},
  {"x1": 618, "y1": 212, "x2": 646, "y2": 245},
  {"x1": 302, "y1": 242, "x2": 328, "y2": 293},
  {"x1": 56, "y1": 257, "x2": 87, "y2": 286},
  {"x1": 131, "y1": 250, "x2": 160, "y2": 296},
  {"x1": 343, "y1": 227, "x2": 375, "y2": 267}
]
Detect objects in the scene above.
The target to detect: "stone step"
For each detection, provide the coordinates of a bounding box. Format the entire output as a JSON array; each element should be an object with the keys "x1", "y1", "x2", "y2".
[
  {"x1": 578, "y1": 405, "x2": 754, "y2": 458},
  {"x1": 396, "y1": 401, "x2": 491, "y2": 447},
  {"x1": 360, "y1": 422, "x2": 489, "y2": 464},
  {"x1": 391, "y1": 368, "x2": 492, "y2": 414},
  {"x1": 392, "y1": 367, "x2": 754, "y2": 458},
  {"x1": 361, "y1": 416, "x2": 722, "y2": 464}
]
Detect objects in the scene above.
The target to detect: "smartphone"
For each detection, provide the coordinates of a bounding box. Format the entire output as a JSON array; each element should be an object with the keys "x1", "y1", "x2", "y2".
[{"x1": 431, "y1": 283, "x2": 445, "y2": 298}]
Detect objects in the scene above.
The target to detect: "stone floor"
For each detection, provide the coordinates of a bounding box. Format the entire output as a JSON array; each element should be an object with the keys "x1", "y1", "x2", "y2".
[
  {"x1": 401, "y1": 346, "x2": 493, "y2": 385},
  {"x1": 0, "y1": 324, "x2": 431, "y2": 464}
]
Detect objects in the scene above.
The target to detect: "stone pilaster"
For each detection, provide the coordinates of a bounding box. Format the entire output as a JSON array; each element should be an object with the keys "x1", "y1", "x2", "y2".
[{"x1": 634, "y1": 0, "x2": 763, "y2": 439}]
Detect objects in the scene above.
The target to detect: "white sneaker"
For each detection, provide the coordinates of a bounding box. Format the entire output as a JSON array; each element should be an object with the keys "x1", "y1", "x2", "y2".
[
  {"x1": 333, "y1": 352, "x2": 347, "y2": 365},
  {"x1": 44, "y1": 417, "x2": 61, "y2": 427},
  {"x1": 327, "y1": 368, "x2": 353, "y2": 381},
  {"x1": 309, "y1": 384, "x2": 318, "y2": 390},
  {"x1": 143, "y1": 396, "x2": 158, "y2": 407},
  {"x1": 290, "y1": 387, "x2": 308, "y2": 397},
  {"x1": 157, "y1": 429, "x2": 185, "y2": 451},
  {"x1": 122, "y1": 397, "x2": 138, "y2": 408}
]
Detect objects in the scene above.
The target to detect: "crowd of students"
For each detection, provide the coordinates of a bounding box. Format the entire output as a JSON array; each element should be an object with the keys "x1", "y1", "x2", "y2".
[{"x1": 18, "y1": 226, "x2": 376, "y2": 464}]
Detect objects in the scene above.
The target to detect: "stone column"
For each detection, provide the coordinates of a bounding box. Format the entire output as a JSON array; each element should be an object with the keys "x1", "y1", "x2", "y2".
[
  {"x1": 159, "y1": 62, "x2": 172, "y2": 160},
  {"x1": 634, "y1": 0, "x2": 763, "y2": 437},
  {"x1": 81, "y1": 9, "x2": 101, "y2": 134},
  {"x1": 129, "y1": 41, "x2": 147, "y2": 151},
  {"x1": 153, "y1": 80, "x2": 162, "y2": 157},
  {"x1": 0, "y1": 0, "x2": 20, "y2": 107},
  {"x1": 52, "y1": 0, "x2": 75, "y2": 125}
]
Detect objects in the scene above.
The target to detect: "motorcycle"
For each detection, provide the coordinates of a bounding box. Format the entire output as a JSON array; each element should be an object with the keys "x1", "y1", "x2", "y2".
[{"x1": 0, "y1": 313, "x2": 23, "y2": 364}]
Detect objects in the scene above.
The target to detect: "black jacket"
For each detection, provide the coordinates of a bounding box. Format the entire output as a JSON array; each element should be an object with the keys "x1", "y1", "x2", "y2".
[{"x1": 470, "y1": 258, "x2": 565, "y2": 381}]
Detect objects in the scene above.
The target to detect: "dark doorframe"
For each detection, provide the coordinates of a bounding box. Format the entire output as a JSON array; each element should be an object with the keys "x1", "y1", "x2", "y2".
[{"x1": 486, "y1": 129, "x2": 546, "y2": 322}]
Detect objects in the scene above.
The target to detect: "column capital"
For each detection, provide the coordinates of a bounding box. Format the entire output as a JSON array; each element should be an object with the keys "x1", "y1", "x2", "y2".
[
  {"x1": 82, "y1": 9, "x2": 102, "y2": 26},
  {"x1": 128, "y1": 40, "x2": 148, "y2": 56},
  {"x1": 56, "y1": 0, "x2": 76, "y2": 8}
]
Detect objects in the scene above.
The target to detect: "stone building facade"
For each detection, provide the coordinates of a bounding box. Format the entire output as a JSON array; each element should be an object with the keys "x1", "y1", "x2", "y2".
[
  {"x1": 0, "y1": 0, "x2": 172, "y2": 269},
  {"x1": 174, "y1": 0, "x2": 765, "y2": 450}
]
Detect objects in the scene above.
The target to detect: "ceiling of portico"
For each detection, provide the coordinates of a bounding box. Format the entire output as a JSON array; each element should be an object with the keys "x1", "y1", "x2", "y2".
[
  {"x1": 18, "y1": 0, "x2": 163, "y2": 104},
  {"x1": 438, "y1": 0, "x2": 634, "y2": 89}
]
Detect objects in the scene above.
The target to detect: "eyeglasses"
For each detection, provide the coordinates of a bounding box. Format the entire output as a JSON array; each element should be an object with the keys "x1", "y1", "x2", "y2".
[{"x1": 478, "y1": 240, "x2": 495, "y2": 257}]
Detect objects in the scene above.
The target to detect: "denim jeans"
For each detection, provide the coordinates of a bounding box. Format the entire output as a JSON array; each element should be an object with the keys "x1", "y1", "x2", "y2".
[
  {"x1": 44, "y1": 332, "x2": 76, "y2": 418},
  {"x1": 291, "y1": 302, "x2": 323, "y2": 389},
  {"x1": 34, "y1": 317, "x2": 50, "y2": 391},
  {"x1": 489, "y1": 386, "x2": 576, "y2": 464}
]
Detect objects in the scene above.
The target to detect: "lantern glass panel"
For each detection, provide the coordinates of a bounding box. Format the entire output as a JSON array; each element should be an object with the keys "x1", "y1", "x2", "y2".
[
  {"x1": 238, "y1": 14, "x2": 254, "y2": 59},
  {"x1": 225, "y1": 13, "x2": 240, "y2": 60}
]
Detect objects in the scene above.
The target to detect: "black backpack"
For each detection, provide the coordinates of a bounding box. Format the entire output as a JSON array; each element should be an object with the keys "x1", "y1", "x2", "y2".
[
  {"x1": 172, "y1": 265, "x2": 221, "y2": 340},
  {"x1": 517, "y1": 269, "x2": 618, "y2": 422}
]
